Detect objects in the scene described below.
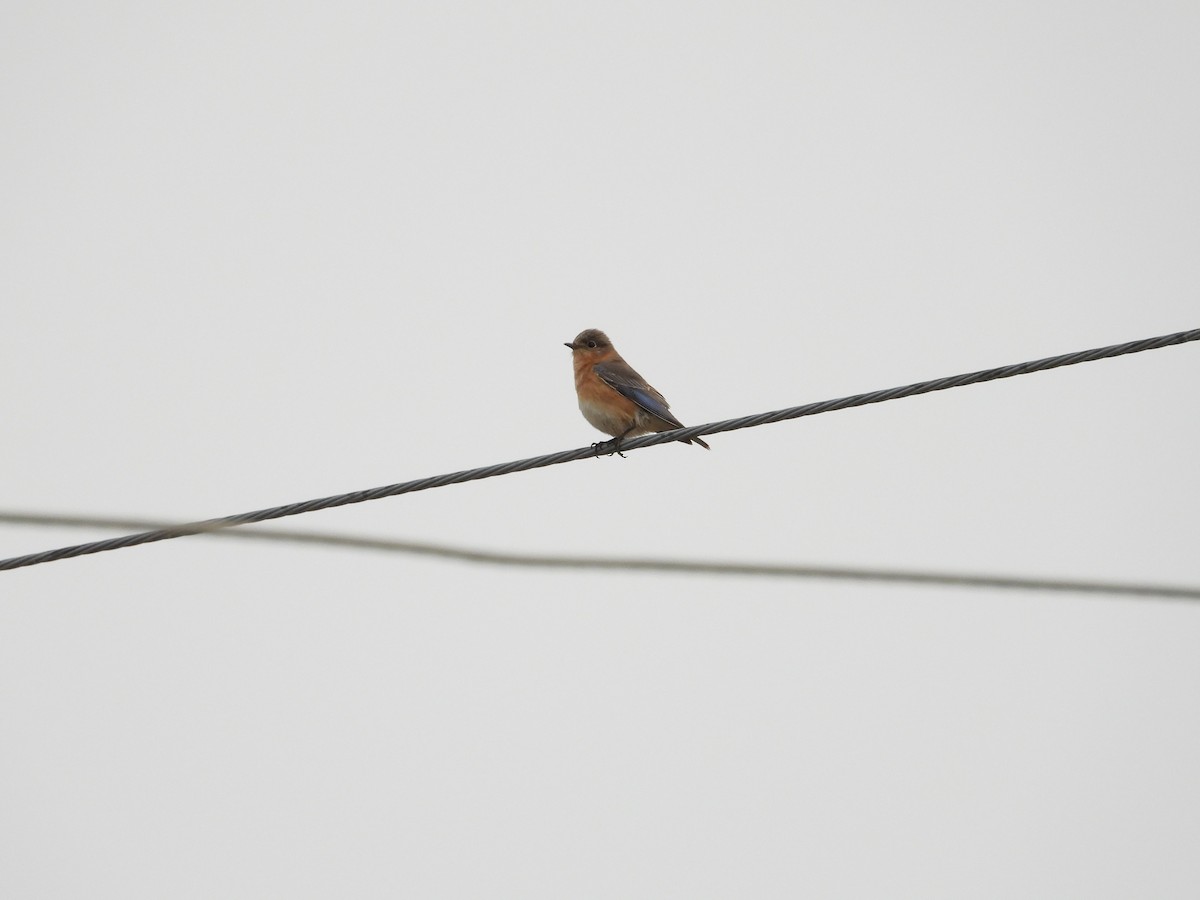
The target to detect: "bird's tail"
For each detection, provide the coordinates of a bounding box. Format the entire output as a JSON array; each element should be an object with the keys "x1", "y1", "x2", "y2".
[{"x1": 690, "y1": 437, "x2": 711, "y2": 450}]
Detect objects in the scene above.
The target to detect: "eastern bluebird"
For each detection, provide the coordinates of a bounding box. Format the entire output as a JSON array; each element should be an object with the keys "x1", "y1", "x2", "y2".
[{"x1": 565, "y1": 328, "x2": 710, "y2": 453}]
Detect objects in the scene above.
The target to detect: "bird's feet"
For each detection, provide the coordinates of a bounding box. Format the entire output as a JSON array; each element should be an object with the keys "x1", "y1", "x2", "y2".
[{"x1": 591, "y1": 439, "x2": 626, "y2": 458}]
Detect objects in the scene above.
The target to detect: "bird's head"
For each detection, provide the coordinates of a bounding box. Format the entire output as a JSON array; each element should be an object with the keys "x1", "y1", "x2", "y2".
[{"x1": 564, "y1": 329, "x2": 613, "y2": 357}]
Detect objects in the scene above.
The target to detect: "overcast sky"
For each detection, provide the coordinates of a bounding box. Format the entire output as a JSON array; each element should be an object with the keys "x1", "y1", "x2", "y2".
[{"x1": 3, "y1": 2, "x2": 1199, "y2": 897}]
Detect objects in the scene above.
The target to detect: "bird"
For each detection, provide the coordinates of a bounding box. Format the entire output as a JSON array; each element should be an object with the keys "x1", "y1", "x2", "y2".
[{"x1": 564, "y1": 328, "x2": 710, "y2": 454}]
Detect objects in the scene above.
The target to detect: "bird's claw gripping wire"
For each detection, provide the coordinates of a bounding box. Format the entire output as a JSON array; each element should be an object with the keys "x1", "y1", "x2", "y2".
[{"x1": 591, "y1": 439, "x2": 626, "y2": 458}]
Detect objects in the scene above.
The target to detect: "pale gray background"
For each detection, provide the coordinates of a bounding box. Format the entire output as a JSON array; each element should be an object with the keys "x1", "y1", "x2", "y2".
[{"x1": 3, "y1": 1, "x2": 1199, "y2": 897}]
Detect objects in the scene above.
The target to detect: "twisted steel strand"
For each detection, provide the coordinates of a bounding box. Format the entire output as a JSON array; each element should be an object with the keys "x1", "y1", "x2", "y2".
[{"x1": 2, "y1": 326, "x2": 1197, "y2": 572}]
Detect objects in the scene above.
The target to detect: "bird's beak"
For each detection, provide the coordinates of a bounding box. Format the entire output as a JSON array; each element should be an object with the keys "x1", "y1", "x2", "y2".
[{"x1": 564, "y1": 342, "x2": 576, "y2": 349}]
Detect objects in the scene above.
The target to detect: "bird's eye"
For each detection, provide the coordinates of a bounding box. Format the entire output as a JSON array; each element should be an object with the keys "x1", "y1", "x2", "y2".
[{"x1": 587, "y1": 340, "x2": 597, "y2": 348}]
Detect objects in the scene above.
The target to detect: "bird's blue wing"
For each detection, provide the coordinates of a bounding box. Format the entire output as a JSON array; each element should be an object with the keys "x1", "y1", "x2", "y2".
[{"x1": 594, "y1": 360, "x2": 685, "y2": 428}]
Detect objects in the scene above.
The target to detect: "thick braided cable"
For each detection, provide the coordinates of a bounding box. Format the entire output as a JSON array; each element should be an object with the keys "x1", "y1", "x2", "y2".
[{"x1": 2, "y1": 327, "x2": 1197, "y2": 572}]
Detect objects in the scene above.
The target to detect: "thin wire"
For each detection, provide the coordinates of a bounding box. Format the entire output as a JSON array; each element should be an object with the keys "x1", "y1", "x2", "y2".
[
  {"x1": 2, "y1": 511, "x2": 1197, "y2": 600},
  {"x1": 2, "y1": 326, "x2": 1197, "y2": 573}
]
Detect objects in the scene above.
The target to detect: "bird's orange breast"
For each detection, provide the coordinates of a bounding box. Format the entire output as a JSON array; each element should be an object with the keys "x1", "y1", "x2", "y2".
[
  {"x1": 573, "y1": 360, "x2": 640, "y2": 437},
  {"x1": 575, "y1": 369, "x2": 635, "y2": 411}
]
